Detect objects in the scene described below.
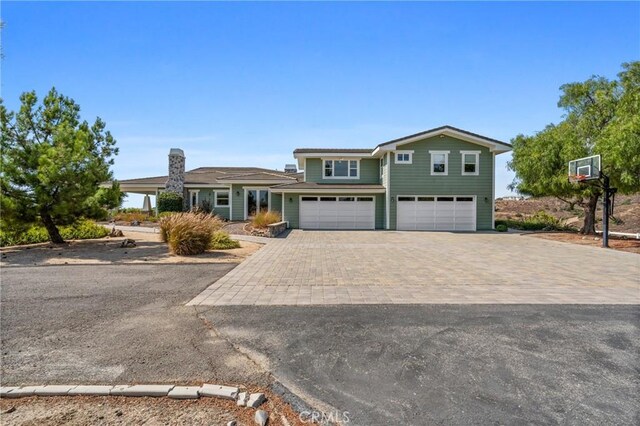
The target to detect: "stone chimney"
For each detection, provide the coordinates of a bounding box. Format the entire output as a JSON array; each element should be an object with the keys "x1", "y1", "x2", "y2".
[{"x1": 165, "y1": 148, "x2": 185, "y2": 195}]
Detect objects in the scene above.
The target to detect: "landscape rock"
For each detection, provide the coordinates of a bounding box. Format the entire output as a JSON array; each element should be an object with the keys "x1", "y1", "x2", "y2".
[
  {"x1": 109, "y1": 385, "x2": 131, "y2": 396},
  {"x1": 68, "y1": 385, "x2": 113, "y2": 396},
  {"x1": 121, "y1": 384, "x2": 174, "y2": 397},
  {"x1": 247, "y1": 392, "x2": 266, "y2": 408},
  {"x1": 254, "y1": 409, "x2": 269, "y2": 426},
  {"x1": 109, "y1": 227, "x2": 124, "y2": 237},
  {"x1": 236, "y1": 391, "x2": 248, "y2": 407},
  {"x1": 34, "y1": 385, "x2": 75, "y2": 396},
  {"x1": 168, "y1": 386, "x2": 200, "y2": 399},
  {"x1": 0, "y1": 387, "x2": 18, "y2": 397},
  {"x1": 199, "y1": 384, "x2": 239, "y2": 400},
  {"x1": 227, "y1": 421, "x2": 237, "y2": 426},
  {"x1": 3, "y1": 386, "x2": 41, "y2": 398},
  {"x1": 120, "y1": 239, "x2": 136, "y2": 248}
]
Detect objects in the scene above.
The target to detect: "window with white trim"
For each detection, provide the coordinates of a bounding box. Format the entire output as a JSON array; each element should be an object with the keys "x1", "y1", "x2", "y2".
[
  {"x1": 429, "y1": 151, "x2": 449, "y2": 175},
  {"x1": 395, "y1": 151, "x2": 413, "y2": 164},
  {"x1": 215, "y1": 191, "x2": 229, "y2": 207},
  {"x1": 324, "y1": 160, "x2": 359, "y2": 178},
  {"x1": 461, "y1": 151, "x2": 480, "y2": 176}
]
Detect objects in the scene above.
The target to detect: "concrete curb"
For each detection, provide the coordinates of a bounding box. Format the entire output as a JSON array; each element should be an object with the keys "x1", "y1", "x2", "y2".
[{"x1": 0, "y1": 383, "x2": 261, "y2": 405}]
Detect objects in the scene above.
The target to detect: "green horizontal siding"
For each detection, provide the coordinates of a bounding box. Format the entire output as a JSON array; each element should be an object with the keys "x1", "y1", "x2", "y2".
[
  {"x1": 185, "y1": 188, "x2": 231, "y2": 220},
  {"x1": 270, "y1": 193, "x2": 283, "y2": 214},
  {"x1": 305, "y1": 158, "x2": 381, "y2": 184},
  {"x1": 388, "y1": 135, "x2": 494, "y2": 230}
]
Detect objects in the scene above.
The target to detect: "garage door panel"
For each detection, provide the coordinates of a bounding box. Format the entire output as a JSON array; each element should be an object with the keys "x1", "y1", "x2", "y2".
[
  {"x1": 300, "y1": 196, "x2": 375, "y2": 230},
  {"x1": 397, "y1": 196, "x2": 476, "y2": 231}
]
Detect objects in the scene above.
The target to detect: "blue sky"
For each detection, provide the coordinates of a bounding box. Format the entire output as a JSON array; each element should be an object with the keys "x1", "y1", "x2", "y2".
[{"x1": 2, "y1": 1, "x2": 639, "y2": 207}]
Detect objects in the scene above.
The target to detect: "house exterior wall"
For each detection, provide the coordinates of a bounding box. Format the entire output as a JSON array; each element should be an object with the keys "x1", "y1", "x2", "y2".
[
  {"x1": 387, "y1": 135, "x2": 494, "y2": 230},
  {"x1": 270, "y1": 193, "x2": 283, "y2": 214},
  {"x1": 304, "y1": 158, "x2": 381, "y2": 184}
]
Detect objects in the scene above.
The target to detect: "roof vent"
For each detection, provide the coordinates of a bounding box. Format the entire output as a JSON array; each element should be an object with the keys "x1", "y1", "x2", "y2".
[{"x1": 284, "y1": 164, "x2": 297, "y2": 173}]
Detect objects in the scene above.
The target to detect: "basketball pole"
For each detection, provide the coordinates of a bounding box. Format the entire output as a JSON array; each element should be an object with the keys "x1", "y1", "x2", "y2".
[{"x1": 600, "y1": 173, "x2": 617, "y2": 249}]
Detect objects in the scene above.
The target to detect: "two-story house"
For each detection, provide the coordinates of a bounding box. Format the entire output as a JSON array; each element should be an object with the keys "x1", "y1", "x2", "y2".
[{"x1": 116, "y1": 126, "x2": 512, "y2": 231}]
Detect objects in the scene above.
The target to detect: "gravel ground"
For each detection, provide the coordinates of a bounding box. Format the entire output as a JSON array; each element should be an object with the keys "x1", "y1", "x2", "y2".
[{"x1": 0, "y1": 394, "x2": 308, "y2": 426}]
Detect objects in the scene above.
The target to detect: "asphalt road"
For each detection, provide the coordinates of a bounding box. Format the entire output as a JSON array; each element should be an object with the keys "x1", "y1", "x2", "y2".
[
  {"x1": 0, "y1": 264, "x2": 269, "y2": 387},
  {"x1": 202, "y1": 305, "x2": 640, "y2": 426}
]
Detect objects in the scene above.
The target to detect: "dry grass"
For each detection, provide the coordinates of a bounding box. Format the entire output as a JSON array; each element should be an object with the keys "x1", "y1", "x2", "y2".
[
  {"x1": 159, "y1": 212, "x2": 225, "y2": 255},
  {"x1": 251, "y1": 210, "x2": 282, "y2": 229},
  {"x1": 112, "y1": 212, "x2": 148, "y2": 223}
]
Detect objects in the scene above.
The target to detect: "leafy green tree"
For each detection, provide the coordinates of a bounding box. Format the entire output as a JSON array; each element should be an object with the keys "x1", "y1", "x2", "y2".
[
  {"x1": 1, "y1": 88, "x2": 119, "y2": 243},
  {"x1": 509, "y1": 62, "x2": 640, "y2": 234}
]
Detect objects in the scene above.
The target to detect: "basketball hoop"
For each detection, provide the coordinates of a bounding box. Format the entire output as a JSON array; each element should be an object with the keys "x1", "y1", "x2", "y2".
[{"x1": 568, "y1": 174, "x2": 588, "y2": 184}]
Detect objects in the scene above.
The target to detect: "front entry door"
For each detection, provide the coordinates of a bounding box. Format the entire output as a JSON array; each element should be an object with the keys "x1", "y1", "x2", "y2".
[{"x1": 246, "y1": 189, "x2": 269, "y2": 218}]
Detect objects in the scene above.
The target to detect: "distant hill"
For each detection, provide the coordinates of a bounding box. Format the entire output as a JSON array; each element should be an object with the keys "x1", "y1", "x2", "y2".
[{"x1": 495, "y1": 194, "x2": 639, "y2": 233}]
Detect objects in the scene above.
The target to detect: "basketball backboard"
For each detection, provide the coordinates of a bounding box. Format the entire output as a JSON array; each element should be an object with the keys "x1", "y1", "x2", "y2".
[{"x1": 568, "y1": 155, "x2": 601, "y2": 183}]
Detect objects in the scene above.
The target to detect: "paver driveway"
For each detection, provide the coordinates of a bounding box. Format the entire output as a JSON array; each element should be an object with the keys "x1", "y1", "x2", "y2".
[{"x1": 188, "y1": 231, "x2": 639, "y2": 306}]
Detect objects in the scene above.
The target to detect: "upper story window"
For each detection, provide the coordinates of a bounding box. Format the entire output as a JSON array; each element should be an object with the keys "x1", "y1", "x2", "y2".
[
  {"x1": 395, "y1": 151, "x2": 413, "y2": 164},
  {"x1": 429, "y1": 151, "x2": 449, "y2": 176},
  {"x1": 324, "y1": 159, "x2": 359, "y2": 178},
  {"x1": 461, "y1": 151, "x2": 480, "y2": 176}
]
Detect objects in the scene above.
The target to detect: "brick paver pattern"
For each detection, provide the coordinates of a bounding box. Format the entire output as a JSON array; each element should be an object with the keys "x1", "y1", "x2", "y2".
[{"x1": 188, "y1": 231, "x2": 639, "y2": 306}]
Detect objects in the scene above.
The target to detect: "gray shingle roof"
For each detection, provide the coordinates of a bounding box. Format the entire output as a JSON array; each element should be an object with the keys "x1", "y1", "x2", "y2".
[
  {"x1": 375, "y1": 125, "x2": 511, "y2": 148},
  {"x1": 118, "y1": 167, "x2": 298, "y2": 186},
  {"x1": 293, "y1": 148, "x2": 373, "y2": 154}
]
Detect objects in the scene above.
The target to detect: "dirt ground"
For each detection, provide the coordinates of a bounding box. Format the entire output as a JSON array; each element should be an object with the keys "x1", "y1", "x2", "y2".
[
  {"x1": 0, "y1": 392, "x2": 312, "y2": 426},
  {"x1": 0, "y1": 231, "x2": 262, "y2": 267},
  {"x1": 495, "y1": 194, "x2": 640, "y2": 233},
  {"x1": 527, "y1": 232, "x2": 640, "y2": 254}
]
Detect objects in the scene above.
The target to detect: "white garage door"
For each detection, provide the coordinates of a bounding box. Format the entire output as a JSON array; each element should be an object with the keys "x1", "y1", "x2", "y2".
[
  {"x1": 300, "y1": 196, "x2": 375, "y2": 230},
  {"x1": 397, "y1": 196, "x2": 476, "y2": 231}
]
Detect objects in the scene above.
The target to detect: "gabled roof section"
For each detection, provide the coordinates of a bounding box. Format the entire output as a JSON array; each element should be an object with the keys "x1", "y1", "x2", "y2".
[{"x1": 373, "y1": 125, "x2": 512, "y2": 154}]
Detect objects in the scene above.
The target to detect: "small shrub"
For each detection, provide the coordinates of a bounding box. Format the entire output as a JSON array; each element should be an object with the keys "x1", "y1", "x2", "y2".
[
  {"x1": 251, "y1": 210, "x2": 281, "y2": 229},
  {"x1": 495, "y1": 211, "x2": 576, "y2": 232},
  {"x1": 158, "y1": 192, "x2": 184, "y2": 213},
  {"x1": 159, "y1": 212, "x2": 224, "y2": 255},
  {"x1": 210, "y1": 230, "x2": 241, "y2": 250},
  {"x1": 496, "y1": 224, "x2": 508, "y2": 232},
  {"x1": 113, "y1": 212, "x2": 147, "y2": 222},
  {"x1": 0, "y1": 220, "x2": 108, "y2": 247}
]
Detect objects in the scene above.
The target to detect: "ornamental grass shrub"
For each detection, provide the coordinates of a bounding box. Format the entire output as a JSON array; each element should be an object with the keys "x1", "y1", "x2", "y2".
[
  {"x1": 251, "y1": 210, "x2": 281, "y2": 229},
  {"x1": 159, "y1": 212, "x2": 227, "y2": 255}
]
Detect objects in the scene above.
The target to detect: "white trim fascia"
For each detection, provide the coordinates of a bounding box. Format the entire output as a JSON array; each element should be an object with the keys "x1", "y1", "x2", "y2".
[
  {"x1": 376, "y1": 128, "x2": 511, "y2": 154},
  {"x1": 303, "y1": 158, "x2": 307, "y2": 182},
  {"x1": 184, "y1": 184, "x2": 232, "y2": 189},
  {"x1": 492, "y1": 152, "x2": 496, "y2": 229},
  {"x1": 429, "y1": 150, "x2": 450, "y2": 176},
  {"x1": 276, "y1": 188, "x2": 386, "y2": 194},
  {"x1": 386, "y1": 152, "x2": 391, "y2": 229},
  {"x1": 230, "y1": 188, "x2": 233, "y2": 220},
  {"x1": 321, "y1": 158, "x2": 361, "y2": 180},
  {"x1": 281, "y1": 194, "x2": 285, "y2": 221},
  {"x1": 460, "y1": 150, "x2": 480, "y2": 176},
  {"x1": 214, "y1": 190, "x2": 230, "y2": 208}
]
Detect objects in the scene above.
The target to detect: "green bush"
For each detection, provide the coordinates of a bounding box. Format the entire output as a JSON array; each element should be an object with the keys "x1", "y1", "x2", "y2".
[
  {"x1": 496, "y1": 224, "x2": 508, "y2": 232},
  {"x1": 159, "y1": 212, "x2": 224, "y2": 255},
  {"x1": 495, "y1": 210, "x2": 576, "y2": 232},
  {"x1": 0, "y1": 220, "x2": 109, "y2": 247},
  {"x1": 210, "y1": 230, "x2": 241, "y2": 250},
  {"x1": 157, "y1": 192, "x2": 184, "y2": 213}
]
